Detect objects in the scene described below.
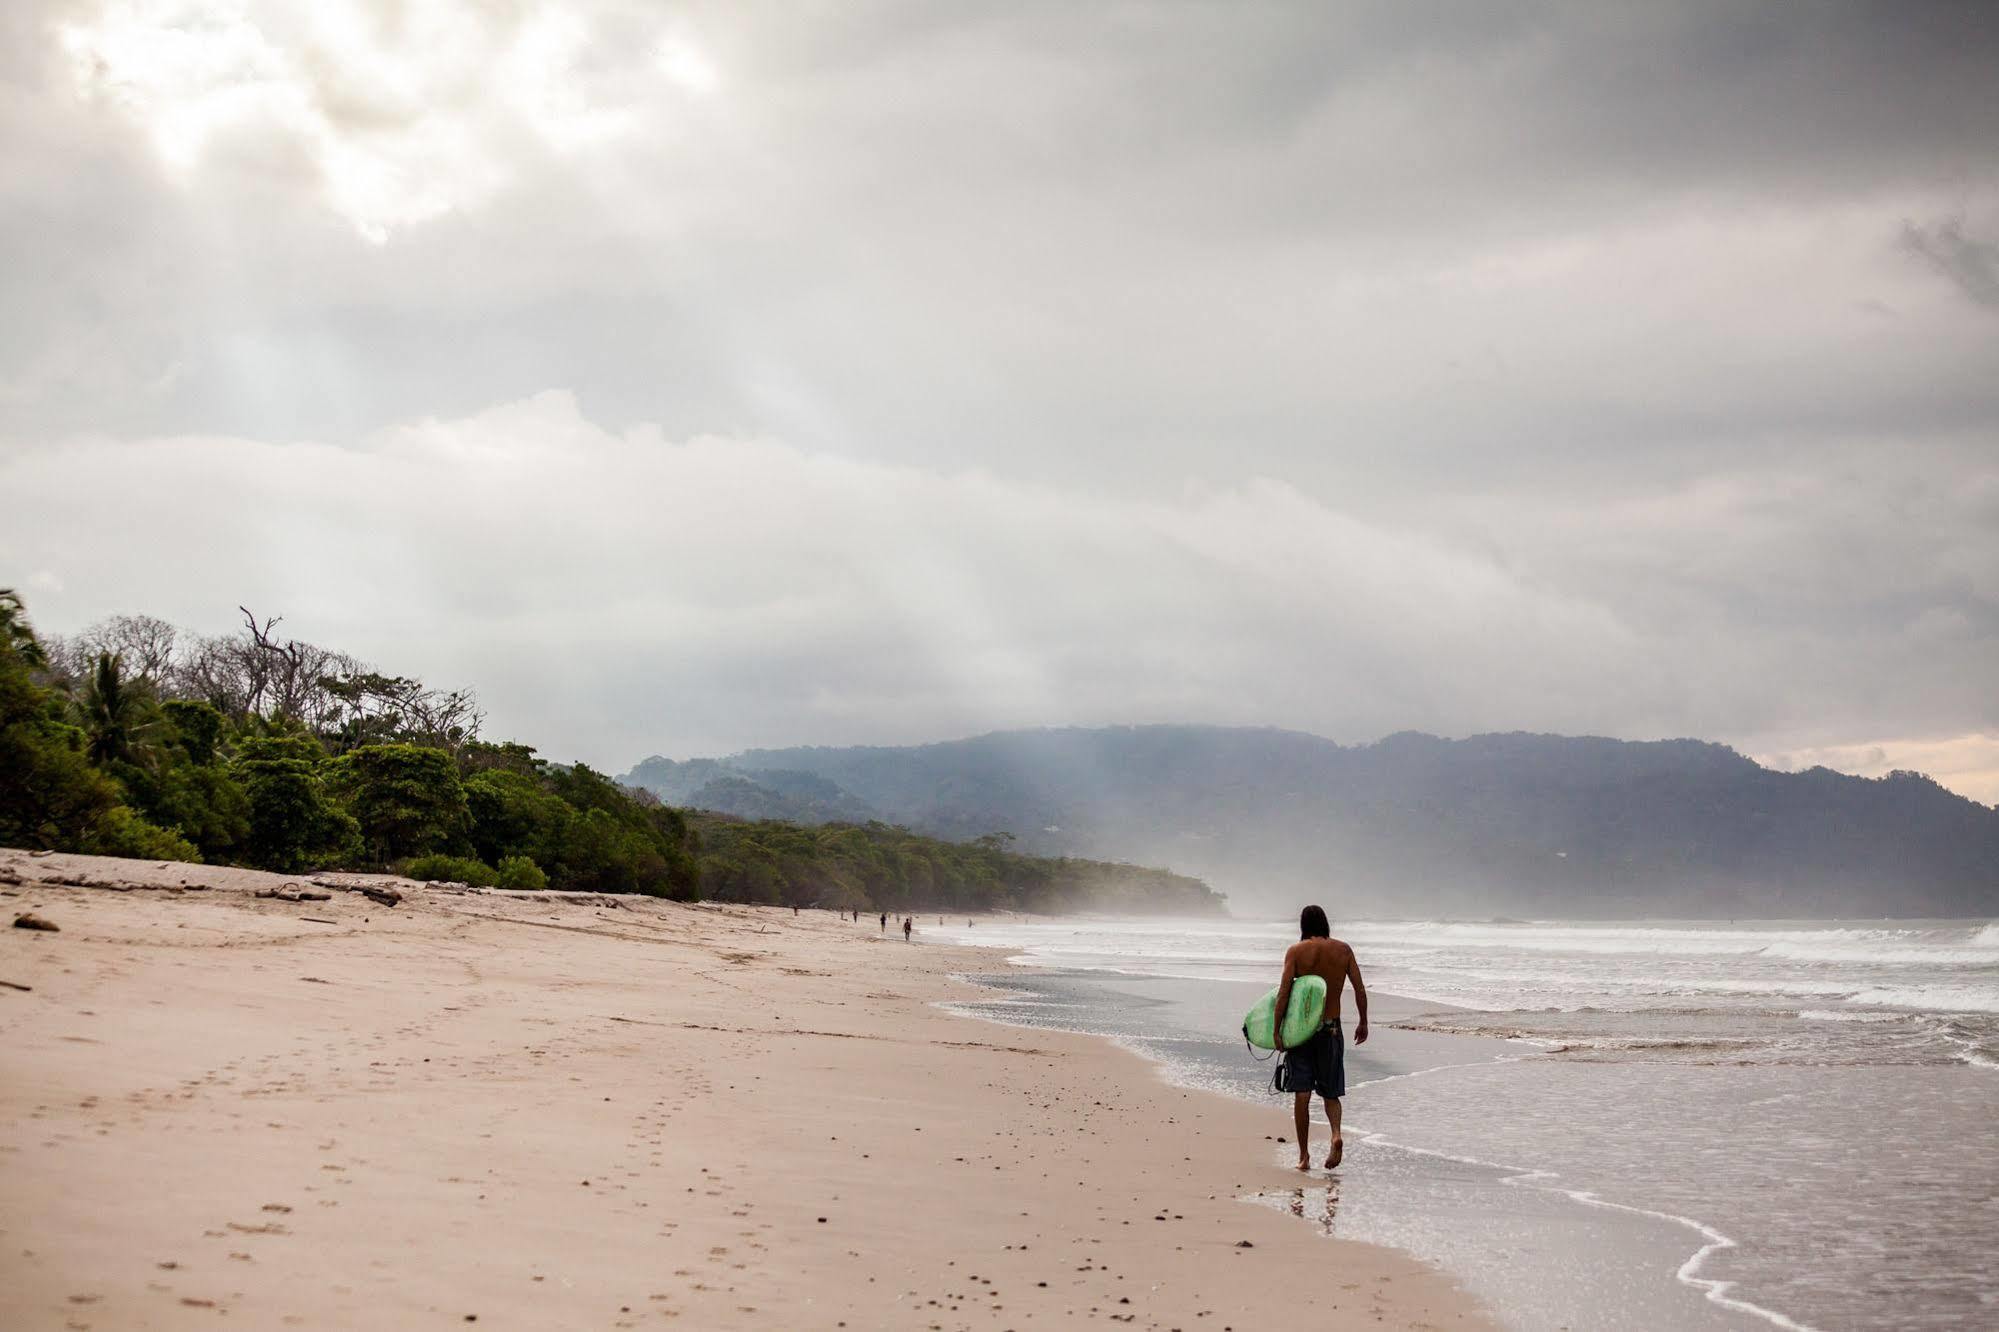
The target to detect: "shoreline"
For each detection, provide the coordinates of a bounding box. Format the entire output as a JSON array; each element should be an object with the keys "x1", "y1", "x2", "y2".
[
  {"x1": 928, "y1": 909, "x2": 1999, "y2": 1329},
  {"x1": 1, "y1": 850, "x2": 1490, "y2": 1330},
  {"x1": 934, "y1": 960, "x2": 1806, "y2": 1332}
]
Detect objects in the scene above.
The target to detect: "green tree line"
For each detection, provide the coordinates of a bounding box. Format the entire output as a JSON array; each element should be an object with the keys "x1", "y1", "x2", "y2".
[
  {"x1": 0, "y1": 591, "x2": 1223, "y2": 914},
  {"x1": 0, "y1": 592, "x2": 695, "y2": 896},
  {"x1": 694, "y1": 819, "x2": 1223, "y2": 915}
]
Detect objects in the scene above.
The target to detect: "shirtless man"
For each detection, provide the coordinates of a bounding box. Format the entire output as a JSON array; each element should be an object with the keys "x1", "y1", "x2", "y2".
[{"x1": 1272, "y1": 904, "x2": 1368, "y2": 1171}]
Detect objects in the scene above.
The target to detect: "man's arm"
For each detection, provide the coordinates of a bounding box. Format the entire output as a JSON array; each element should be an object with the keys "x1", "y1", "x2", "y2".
[
  {"x1": 1347, "y1": 947, "x2": 1369, "y2": 1044},
  {"x1": 1273, "y1": 946, "x2": 1299, "y2": 1051}
]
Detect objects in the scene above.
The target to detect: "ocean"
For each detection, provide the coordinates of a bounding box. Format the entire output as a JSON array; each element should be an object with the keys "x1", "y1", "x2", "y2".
[{"x1": 929, "y1": 916, "x2": 1999, "y2": 1331}]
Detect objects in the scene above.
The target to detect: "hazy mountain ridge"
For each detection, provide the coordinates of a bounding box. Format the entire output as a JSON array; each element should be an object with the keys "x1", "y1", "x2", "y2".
[
  {"x1": 623, "y1": 726, "x2": 1999, "y2": 918},
  {"x1": 620, "y1": 758, "x2": 882, "y2": 824}
]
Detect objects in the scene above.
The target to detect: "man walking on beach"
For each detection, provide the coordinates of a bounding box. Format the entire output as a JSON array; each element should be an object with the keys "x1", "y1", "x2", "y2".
[
  {"x1": 903, "y1": 916, "x2": 912, "y2": 942},
  {"x1": 1273, "y1": 905, "x2": 1367, "y2": 1171}
]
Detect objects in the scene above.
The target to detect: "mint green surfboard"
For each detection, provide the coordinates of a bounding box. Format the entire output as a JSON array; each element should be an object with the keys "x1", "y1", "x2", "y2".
[{"x1": 1242, "y1": 973, "x2": 1328, "y2": 1050}]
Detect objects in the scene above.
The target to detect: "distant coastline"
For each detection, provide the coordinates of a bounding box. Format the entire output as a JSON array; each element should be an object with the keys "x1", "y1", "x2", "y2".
[{"x1": 625, "y1": 725, "x2": 1999, "y2": 918}]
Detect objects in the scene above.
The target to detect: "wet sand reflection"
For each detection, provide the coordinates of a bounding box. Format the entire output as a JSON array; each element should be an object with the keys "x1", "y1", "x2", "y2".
[{"x1": 1282, "y1": 1180, "x2": 1340, "y2": 1235}]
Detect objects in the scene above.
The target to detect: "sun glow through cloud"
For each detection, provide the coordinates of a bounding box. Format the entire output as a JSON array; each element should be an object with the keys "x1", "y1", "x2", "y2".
[
  {"x1": 656, "y1": 39, "x2": 722, "y2": 99},
  {"x1": 56, "y1": 0, "x2": 697, "y2": 243}
]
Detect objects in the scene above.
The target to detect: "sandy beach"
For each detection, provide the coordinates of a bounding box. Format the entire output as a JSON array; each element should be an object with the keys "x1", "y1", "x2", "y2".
[{"x1": 1, "y1": 850, "x2": 1487, "y2": 1331}]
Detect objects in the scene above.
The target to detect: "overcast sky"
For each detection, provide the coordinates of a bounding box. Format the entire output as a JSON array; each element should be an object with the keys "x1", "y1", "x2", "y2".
[{"x1": 3, "y1": 1, "x2": 1996, "y2": 802}]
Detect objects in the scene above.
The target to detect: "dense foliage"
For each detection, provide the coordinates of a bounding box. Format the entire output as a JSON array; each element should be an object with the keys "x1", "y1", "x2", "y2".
[
  {"x1": 0, "y1": 593, "x2": 696, "y2": 898},
  {"x1": 1, "y1": 589, "x2": 167, "y2": 856},
  {"x1": 2, "y1": 594, "x2": 1222, "y2": 916}
]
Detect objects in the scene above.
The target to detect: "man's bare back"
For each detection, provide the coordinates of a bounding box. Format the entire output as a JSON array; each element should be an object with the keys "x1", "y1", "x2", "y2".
[{"x1": 1275, "y1": 936, "x2": 1365, "y2": 1039}]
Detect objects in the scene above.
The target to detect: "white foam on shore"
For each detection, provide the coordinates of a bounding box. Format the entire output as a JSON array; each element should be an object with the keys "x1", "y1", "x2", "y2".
[
  {"x1": 1337, "y1": 1119, "x2": 1821, "y2": 1332},
  {"x1": 1340, "y1": 1061, "x2": 1822, "y2": 1328}
]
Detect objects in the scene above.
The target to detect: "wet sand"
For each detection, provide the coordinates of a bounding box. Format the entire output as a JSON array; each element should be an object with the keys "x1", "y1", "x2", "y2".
[{"x1": 0, "y1": 850, "x2": 1489, "y2": 1330}]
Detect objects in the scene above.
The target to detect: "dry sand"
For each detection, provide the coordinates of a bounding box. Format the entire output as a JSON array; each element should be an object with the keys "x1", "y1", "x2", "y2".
[{"x1": 1, "y1": 849, "x2": 1489, "y2": 1330}]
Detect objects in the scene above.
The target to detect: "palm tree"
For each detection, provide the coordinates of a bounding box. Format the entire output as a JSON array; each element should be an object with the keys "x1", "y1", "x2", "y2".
[
  {"x1": 0, "y1": 588, "x2": 47, "y2": 668},
  {"x1": 79, "y1": 652, "x2": 154, "y2": 767}
]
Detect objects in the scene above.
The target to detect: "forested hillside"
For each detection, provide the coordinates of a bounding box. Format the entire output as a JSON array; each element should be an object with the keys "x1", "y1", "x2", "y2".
[
  {"x1": 625, "y1": 726, "x2": 1999, "y2": 918},
  {"x1": 694, "y1": 816, "x2": 1221, "y2": 915},
  {"x1": 0, "y1": 593, "x2": 1222, "y2": 915},
  {"x1": 1, "y1": 593, "x2": 698, "y2": 897}
]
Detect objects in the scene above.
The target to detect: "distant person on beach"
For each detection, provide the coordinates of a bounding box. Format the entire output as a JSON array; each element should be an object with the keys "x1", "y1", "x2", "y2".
[
  {"x1": 903, "y1": 916, "x2": 912, "y2": 942},
  {"x1": 880, "y1": 912, "x2": 887, "y2": 933},
  {"x1": 1272, "y1": 904, "x2": 1368, "y2": 1172}
]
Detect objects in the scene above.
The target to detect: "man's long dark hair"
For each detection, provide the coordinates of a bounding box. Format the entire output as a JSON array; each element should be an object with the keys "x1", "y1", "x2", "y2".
[{"x1": 1300, "y1": 904, "x2": 1330, "y2": 939}]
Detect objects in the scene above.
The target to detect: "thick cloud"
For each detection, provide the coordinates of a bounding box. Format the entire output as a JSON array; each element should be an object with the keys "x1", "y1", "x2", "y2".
[
  {"x1": 0, "y1": 392, "x2": 1636, "y2": 754},
  {"x1": 5, "y1": 392, "x2": 1993, "y2": 799},
  {"x1": 3, "y1": 2, "x2": 1996, "y2": 798}
]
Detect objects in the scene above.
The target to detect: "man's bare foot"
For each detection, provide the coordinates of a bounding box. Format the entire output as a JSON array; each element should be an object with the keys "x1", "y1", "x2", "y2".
[
  {"x1": 1295, "y1": 1150, "x2": 1311, "y2": 1171},
  {"x1": 1325, "y1": 1136, "x2": 1343, "y2": 1170}
]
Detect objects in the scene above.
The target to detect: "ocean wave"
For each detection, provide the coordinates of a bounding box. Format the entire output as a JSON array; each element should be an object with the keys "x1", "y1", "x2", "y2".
[
  {"x1": 1551, "y1": 1036, "x2": 1762, "y2": 1054},
  {"x1": 1845, "y1": 985, "x2": 1999, "y2": 1014},
  {"x1": 1391, "y1": 973, "x2": 1864, "y2": 1003},
  {"x1": 1756, "y1": 940, "x2": 1999, "y2": 965},
  {"x1": 958, "y1": 918, "x2": 1999, "y2": 1024},
  {"x1": 1907, "y1": 1014, "x2": 1999, "y2": 1072},
  {"x1": 1342, "y1": 920, "x2": 1999, "y2": 963},
  {"x1": 962, "y1": 919, "x2": 1999, "y2": 969}
]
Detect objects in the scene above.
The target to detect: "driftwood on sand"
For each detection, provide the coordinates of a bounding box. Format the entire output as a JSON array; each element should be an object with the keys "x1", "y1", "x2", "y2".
[{"x1": 255, "y1": 885, "x2": 334, "y2": 903}]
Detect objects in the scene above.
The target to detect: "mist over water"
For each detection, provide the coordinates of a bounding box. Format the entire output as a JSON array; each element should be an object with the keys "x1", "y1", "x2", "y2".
[
  {"x1": 950, "y1": 916, "x2": 1999, "y2": 1066},
  {"x1": 936, "y1": 915, "x2": 1999, "y2": 1330}
]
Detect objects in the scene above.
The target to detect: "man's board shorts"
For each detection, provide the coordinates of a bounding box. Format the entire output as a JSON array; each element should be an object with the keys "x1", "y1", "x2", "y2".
[{"x1": 1279, "y1": 1019, "x2": 1344, "y2": 1098}]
